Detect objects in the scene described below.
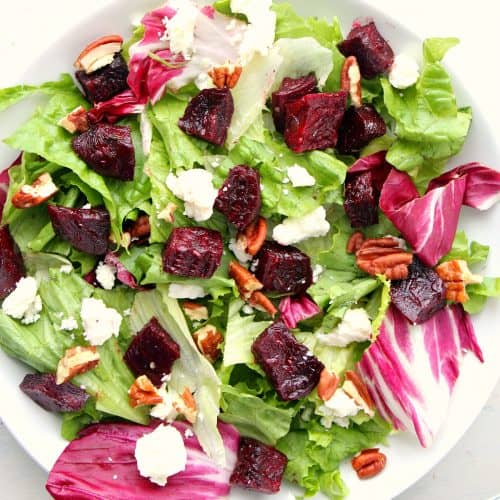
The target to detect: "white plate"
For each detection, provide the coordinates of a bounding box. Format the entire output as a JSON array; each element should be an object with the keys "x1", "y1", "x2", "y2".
[{"x1": 0, "y1": 1, "x2": 499, "y2": 499}]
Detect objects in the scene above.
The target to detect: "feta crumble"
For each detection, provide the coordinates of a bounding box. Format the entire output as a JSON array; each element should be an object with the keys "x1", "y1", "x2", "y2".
[
  {"x1": 95, "y1": 262, "x2": 116, "y2": 291},
  {"x1": 228, "y1": 237, "x2": 252, "y2": 263},
  {"x1": 316, "y1": 308, "x2": 372, "y2": 347},
  {"x1": 168, "y1": 283, "x2": 206, "y2": 299},
  {"x1": 316, "y1": 388, "x2": 364, "y2": 428},
  {"x1": 150, "y1": 384, "x2": 179, "y2": 422},
  {"x1": 80, "y1": 298, "x2": 122, "y2": 346},
  {"x1": 60, "y1": 317, "x2": 78, "y2": 331},
  {"x1": 389, "y1": 54, "x2": 420, "y2": 89},
  {"x1": 2, "y1": 277, "x2": 42, "y2": 325},
  {"x1": 272, "y1": 206, "x2": 330, "y2": 245},
  {"x1": 287, "y1": 165, "x2": 315, "y2": 187},
  {"x1": 161, "y1": 0, "x2": 199, "y2": 59}
]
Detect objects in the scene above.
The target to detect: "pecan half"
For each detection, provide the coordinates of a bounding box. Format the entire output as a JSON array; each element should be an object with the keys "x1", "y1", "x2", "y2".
[
  {"x1": 173, "y1": 387, "x2": 197, "y2": 424},
  {"x1": 56, "y1": 346, "x2": 100, "y2": 384},
  {"x1": 248, "y1": 291, "x2": 277, "y2": 317},
  {"x1": 192, "y1": 324, "x2": 223, "y2": 363},
  {"x1": 435, "y1": 259, "x2": 483, "y2": 303},
  {"x1": 356, "y1": 236, "x2": 413, "y2": 280},
  {"x1": 58, "y1": 106, "x2": 89, "y2": 134},
  {"x1": 208, "y1": 64, "x2": 243, "y2": 89},
  {"x1": 129, "y1": 375, "x2": 163, "y2": 408},
  {"x1": 129, "y1": 214, "x2": 151, "y2": 241},
  {"x1": 229, "y1": 260, "x2": 263, "y2": 299},
  {"x1": 74, "y1": 35, "x2": 123, "y2": 73},
  {"x1": 352, "y1": 448, "x2": 387, "y2": 479},
  {"x1": 343, "y1": 370, "x2": 375, "y2": 417},
  {"x1": 182, "y1": 302, "x2": 209, "y2": 321},
  {"x1": 12, "y1": 173, "x2": 59, "y2": 209},
  {"x1": 341, "y1": 56, "x2": 362, "y2": 108},
  {"x1": 346, "y1": 231, "x2": 365, "y2": 254},
  {"x1": 239, "y1": 217, "x2": 267, "y2": 256},
  {"x1": 317, "y1": 368, "x2": 340, "y2": 401},
  {"x1": 158, "y1": 202, "x2": 178, "y2": 223}
]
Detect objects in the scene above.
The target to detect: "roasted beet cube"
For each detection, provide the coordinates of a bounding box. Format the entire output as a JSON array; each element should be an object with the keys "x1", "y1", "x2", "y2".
[
  {"x1": 72, "y1": 123, "x2": 135, "y2": 181},
  {"x1": 162, "y1": 227, "x2": 223, "y2": 279},
  {"x1": 344, "y1": 171, "x2": 379, "y2": 227},
  {"x1": 0, "y1": 226, "x2": 25, "y2": 299},
  {"x1": 124, "y1": 317, "x2": 180, "y2": 386},
  {"x1": 20, "y1": 373, "x2": 88, "y2": 413},
  {"x1": 252, "y1": 321, "x2": 324, "y2": 400},
  {"x1": 178, "y1": 88, "x2": 234, "y2": 146},
  {"x1": 48, "y1": 205, "x2": 110, "y2": 256},
  {"x1": 75, "y1": 53, "x2": 129, "y2": 104},
  {"x1": 230, "y1": 437, "x2": 288, "y2": 493},
  {"x1": 390, "y1": 257, "x2": 446, "y2": 324},
  {"x1": 252, "y1": 241, "x2": 312, "y2": 296},
  {"x1": 271, "y1": 73, "x2": 318, "y2": 133},
  {"x1": 214, "y1": 165, "x2": 261, "y2": 230},
  {"x1": 338, "y1": 22, "x2": 395, "y2": 79},
  {"x1": 284, "y1": 92, "x2": 347, "y2": 153},
  {"x1": 336, "y1": 105, "x2": 387, "y2": 155}
]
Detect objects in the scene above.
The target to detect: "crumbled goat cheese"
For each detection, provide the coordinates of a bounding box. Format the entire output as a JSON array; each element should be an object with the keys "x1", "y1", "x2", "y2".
[
  {"x1": 229, "y1": 237, "x2": 252, "y2": 263},
  {"x1": 80, "y1": 298, "x2": 122, "y2": 346},
  {"x1": 60, "y1": 317, "x2": 78, "y2": 331},
  {"x1": 287, "y1": 165, "x2": 315, "y2": 187},
  {"x1": 389, "y1": 54, "x2": 420, "y2": 89},
  {"x1": 273, "y1": 206, "x2": 330, "y2": 245},
  {"x1": 168, "y1": 283, "x2": 207, "y2": 299},
  {"x1": 166, "y1": 170, "x2": 218, "y2": 222},
  {"x1": 317, "y1": 308, "x2": 372, "y2": 347},
  {"x1": 95, "y1": 262, "x2": 116, "y2": 291},
  {"x1": 2, "y1": 277, "x2": 42, "y2": 325},
  {"x1": 316, "y1": 388, "x2": 364, "y2": 428},
  {"x1": 150, "y1": 384, "x2": 179, "y2": 422},
  {"x1": 60, "y1": 264, "x2": 73, "y2": 274},
  {"x1": 161, "y1": 0, "x2": 199, "y2": 59}
]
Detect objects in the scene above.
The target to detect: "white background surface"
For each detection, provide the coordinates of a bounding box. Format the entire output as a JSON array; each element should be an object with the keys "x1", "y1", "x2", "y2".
[{"x1": 0, "y1": 1, "x2": 499, "y2": 499}]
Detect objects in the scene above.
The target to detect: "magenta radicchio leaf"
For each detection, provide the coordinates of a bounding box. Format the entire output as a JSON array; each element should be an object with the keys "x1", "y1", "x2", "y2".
[
  {"x1": 0, "y1": 154, "x2": 22, "y2": 218},
  {"x1": 87, "y1": 90, "x2": 146, "y2": 124},
  {"x1": 379, "y1": 168, "x2": 466, "y2": 266},
  {"x1": 104, "y1": 252, "x2": 145, "y2": 290},
  {"x1": 357, "y1": 304, "x2": 483, "y2": 447},
  {"x1": 279, "y1": 295, "x2": 321, "y2": 329},
  {"x1": 427, "y1": 162, "x2": 500, "y2": 211},
  {"x1": 46, "y1": 420, "x2": 239, "y2": 500},
  {"x1": 347, "y1": 150, "x2": 392, "y2": 191}
]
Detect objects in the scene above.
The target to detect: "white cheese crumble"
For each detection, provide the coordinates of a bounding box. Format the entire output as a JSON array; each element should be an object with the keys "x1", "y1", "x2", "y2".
[
  {"x1": 95, "y1": 262, "x2": 116, "y2": 291},
  {"x1": 168, "y1": 283, "x2": 207, "y2": 299},
  {"x1": 60, "y1": 264, "x2": 73, "y2": 274},
  {"x1": 151, "y1": 384, "x2": 179, "y2": 422},
  {"x1": 2, "y1": 277, "x2": 42, "y2": 325},
  {"x1": 60, "y1": 317, "x2": 78, "y2": 331},
  {"x1": 135, "y1": 424, "x2": 187, "y2": 486},
  {"x1": 80, "y1": 298, "x2": 122, "y2": 346},
  {"x1": 272, "y1": 206, "x2": 330, "y2": 245},
  {"x1": 161, "y1": 0, "x2": 199, "y2": 60},
  {"x1": 389, "y1": 54, "x2": 420, "y2": 89},
  {"x1": 317, "y1": 308, "x2": 372, "y2": 347},
  {"x1": 166, "y1": 170, "x2": 218, "y2": 222},
  {"x1": 316, "y1": 388, "x2": 364, "y2": 428},
  {"x1": 228, "y1": 237, "x2": 252, "y2": 263},
  {"x1": 286, "y1": 165, "x2": 315, "y2": 187}
]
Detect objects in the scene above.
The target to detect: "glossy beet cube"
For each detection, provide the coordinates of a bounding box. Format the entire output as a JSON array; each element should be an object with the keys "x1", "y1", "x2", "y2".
[
  {"x1": 162, "y1": 227, "x2": 223, "y2": 279},
  {"x1": 271, "y1": 73, "x2": 318, "y2": 133},
  {"x1": 336, "y1": 105, "x2": 387, "y2": 155},
  {"x1": 252, "y1": 321, "x2": 324, "y2": 401},
  {"x1": 20, "y1": 373, "x2": 88, "y2": 413},
  {"x1": 230, "y1": 437, "x2": 288, "y2": 494},
  {"x1": 344, "y1": 171, "x2": 379, "y2": 227},
  {"x1": 75, "y1": 53, "x2": 129, "y2": 104},
  {"x1": 124, "y1": 317, "x2": 180, "y2": 386},
  {"x1": 390, "y1": 257, "x2": 446, "y2": 324},
  {"x1": 284, "y1": 92, "x2": 347, "y2": 153},
  {"x1": 214, "y1": 165, "x2": 261, "y2": 230},
  {"x1": 252, "y1": 241, "x2": 312, "y2": 296},
  {"x1": 72, "y1": 123, "x2": 135, "y2": 181},
  {"x1": 338, "y1": 22, "x2": 395, "y2": 79},
  {"x1": 0, "y1": 226, "x2": 25, "y2": 299},
  {"x1": 48, "y1": 205, "x2": 110, "y2": 256},
  {"x1": 178, "y1": 88, "x2": 234, "y2": 146}
]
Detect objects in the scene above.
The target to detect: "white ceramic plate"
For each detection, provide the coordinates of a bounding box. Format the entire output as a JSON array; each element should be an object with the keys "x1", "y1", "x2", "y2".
[{"x1": 0, "y1": 1, "x2": 499, "y2": 499}]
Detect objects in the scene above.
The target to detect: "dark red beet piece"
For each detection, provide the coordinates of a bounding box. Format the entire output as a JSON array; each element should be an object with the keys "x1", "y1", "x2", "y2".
[
  {"x1": 162, "y1": 227, "x2": 223, "y2": 279},
  {"x1": 271, "y1": 73, "x2": 318, "y2": 133},
  {"x1": 284, "y1": 92, "x2": 347, "y2": 153},
  {"x1": 178, "y1": 88, "x2": 234, "y2": 146},
  {"x1": 124, "y1": 317, "x2": 180, "y2": 386},
  {"x1": 336, "y1": 105, "x2": 387, "y2": 155},
  {"x1": 20, "y1": 373, "x2": 88, "y2": 413},
  {"x1": 251, "y1": 321, "x2": 324, "y2": 401},
  {"x1": 214, "y1": 165, "x2": 261, "y2": 230},
  {"x1": 252, "y1": 241, "x2": 312, "y2": 295},
  {"x1": 72, "y1": 123, "x2": 135, "y2": 181},
  {"x1": 390, "y1": 257, "x2": 446, "y2": 324},
  {"x1": 48, "y1": 205, "x2": 110, "y2": 256},
  {"x1": 75, "y1": 53, "x2": 129, "y2": 104},
  {"x1": 338, "y1": 22, "x2": 395, "y2": 79},
  {"x1": 344, "y1": 171, "x2": 379, "y2": 227},
  {"x1": 0, "y1": 226, "x2": 25, "y2": 299},
  {"x1": 230, "y1": 437, "x2": 288, "y2": 494}
]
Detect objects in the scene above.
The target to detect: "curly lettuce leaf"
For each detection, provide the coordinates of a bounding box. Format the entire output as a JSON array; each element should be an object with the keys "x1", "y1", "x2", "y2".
[{"x1": 441, "y1": 230, "x2": 489, "y2": 265}]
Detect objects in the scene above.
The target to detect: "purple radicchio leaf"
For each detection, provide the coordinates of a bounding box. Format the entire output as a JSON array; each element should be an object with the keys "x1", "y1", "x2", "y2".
[
  {"x1": 279, "y1": 295, "x2": 321, "y2": 329},
  {"x1": 104, "y1": 252, "x2": 146, "y2": 290},
  {"x1": 87, "y1": 90, "x2": 147, "y2": 124}
]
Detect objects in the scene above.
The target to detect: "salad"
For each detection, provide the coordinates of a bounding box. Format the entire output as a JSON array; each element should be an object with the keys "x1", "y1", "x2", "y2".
[{"x1": 1, "y1": 0, "x2": 500, "y2": 498}]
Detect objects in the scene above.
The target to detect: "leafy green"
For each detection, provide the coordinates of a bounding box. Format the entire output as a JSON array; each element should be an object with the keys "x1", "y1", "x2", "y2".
[
  {"x1": 465, "y1": 278, "x2": 500, "y2": 314},
  {"x1": 441, "y1": 230, "x2": 489, "y2": 265},
  {"x1": 61, "y1": 398, "x2": 103, "y2": 441},
  {"x1": 365, "y1": 275, "x2": 391, "y2": 338}
]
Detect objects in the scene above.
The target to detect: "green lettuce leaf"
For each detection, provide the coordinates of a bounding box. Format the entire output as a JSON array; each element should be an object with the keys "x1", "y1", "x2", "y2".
[
  {"x1": 61, "y1": 398, "x2": 103, "y2": 441},
  {"x1": 464, "y1": 278, "x2": 500, "y2": 314},
  {"x1": 365, "y1": 275, "x2": 391, "y2": 338},
  {"x1": 441, "y1": 230, "x2": 489, "y2": 265}
]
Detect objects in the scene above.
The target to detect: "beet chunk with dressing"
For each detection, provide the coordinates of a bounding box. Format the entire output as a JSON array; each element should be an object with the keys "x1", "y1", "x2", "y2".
[
  {"x1": 271, "y1": 73, "x2": 318, "y2": 133},
  {"x1": 75, "y1": 53, "x2": 129, "y2": 104},
  {"x1": 336, "y1": 105, "x2": 387, "y2": 155},
  {"x1": 214, "y1": 165, "x2": 261, "y2": 230},
  {"x1": 178, "y1": 88, "x2": 234, "y2": 146},
  {"x1": 20, "y1": 373, "x2": 88, "y2": 413},
  {"x1": 252, "y1": 321, "x2": 324, "y2": 401},
  {"x1": 344, "y1": 171, "x2": 380, "y2": 227},
  {"x1": 0, "y1": 226, "x2": 25, "y2": 299},
  {"x1": 230, "y1": 437, "x2": 288, "y2": 494},
  {"x1": 48, "y1": 205, "x2": 110, "y2": 256},
  {"x1": 124, "y1": 317, "x2": 180, "y2": 386},
  {"x1": 338, "y1": 22, "x2": 394, "y2": 79},
  {"x1": 390, "y1": 257, "x2": 446, "y2": 324},
  {"x1": 72, "y1": 123, "x2": 135, "y2": 181},
  {"x1": 252, "y1": 241, "x2": 312, "y2": 296},
  {"x1": 284, "y1": 92, "x2": 347, "y2": 153},
  {"x1": 162, "y1": 227, "x2": 223, "y2": 279}
]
